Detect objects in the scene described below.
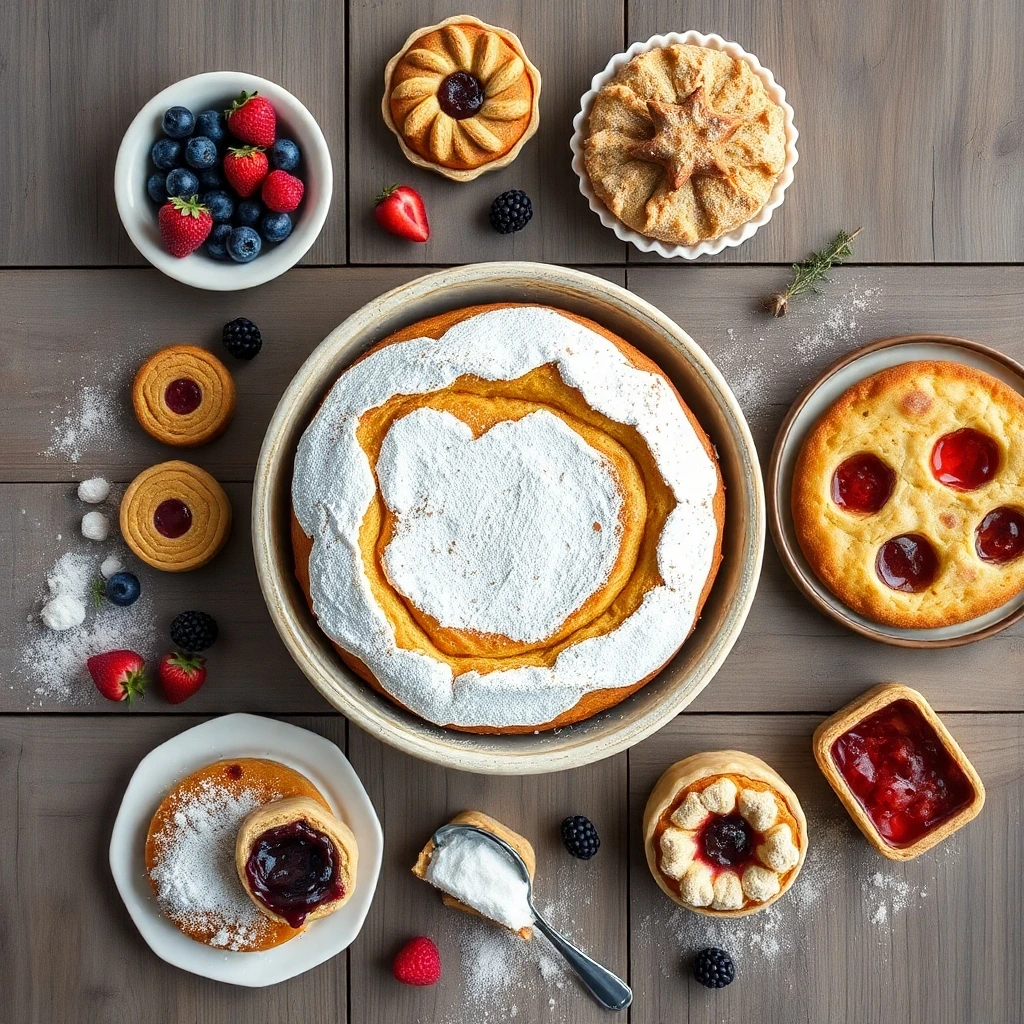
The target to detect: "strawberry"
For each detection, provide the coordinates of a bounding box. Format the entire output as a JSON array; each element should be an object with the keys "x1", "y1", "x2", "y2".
[
  {"x1": 261, "y1": 169, "x2": 305, "y2": 213},
  {"x1": 223, "y1": 146, "x2": 269, "y2": 198},
  {"x1": 225, "y1": 91, "x2": 276, "y2": 148},
  {"x1": 392, "y1": 936, "x2": 441, "y2": 986},
  {"x1": 374, "y1": 185, "x2": 429, "y2": 243},
  {"x1": 157, "y1": 651, "x2": 207, "y2": 705},
  {"x1": 158, "y1": 196, "x2": 213, "y2": 258},
  {"x1": 87, "y1": 650, "x2": 147, "y2": 705}
]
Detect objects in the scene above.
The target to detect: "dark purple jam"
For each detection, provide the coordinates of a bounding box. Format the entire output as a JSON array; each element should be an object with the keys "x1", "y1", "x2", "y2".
[
  {"x1": 153, "y1": 498, "x2": 192, "y2": 538},
  {"x1": 437, "y1": 71, "x2": 485, "y2": 118},
  {"x1": 699, "y1": 813, "x2": 757, "y2": 868},
  {"x1": 164, "y1": 377, "x2": 203, "y2": 415}
]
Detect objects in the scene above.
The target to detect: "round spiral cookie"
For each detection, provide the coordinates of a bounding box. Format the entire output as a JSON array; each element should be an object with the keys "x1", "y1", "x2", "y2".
[
  {"x1": 133, "y1": 344, "x2": 236, "y2": 446},
  {"x1": 792, "y1": 360, "x2": 1024, "y2": 628},
  {"x1": 120, "y1": 460, "x2": 232, "y2": 572}
]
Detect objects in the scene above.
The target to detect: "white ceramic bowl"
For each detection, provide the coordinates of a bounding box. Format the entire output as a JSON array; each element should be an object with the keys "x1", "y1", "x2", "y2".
[
  {"x1": 570, "y1": 31, "x2": 799, "y2": 259},
  {"x1": 114, "y1": 71, "x2": 332, "y2": 291},
  {"x1": 252, "y1": 263, "x2": 765, "y2": 775}
]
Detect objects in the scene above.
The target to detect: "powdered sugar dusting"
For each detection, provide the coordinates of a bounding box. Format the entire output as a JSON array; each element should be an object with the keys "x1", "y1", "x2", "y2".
[{"x1": 44, "y1": 382, "x2": 121, "y2": 463}]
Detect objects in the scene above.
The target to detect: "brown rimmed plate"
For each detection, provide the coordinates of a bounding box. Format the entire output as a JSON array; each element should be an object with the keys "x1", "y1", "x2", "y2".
[{"x1": 768, "y1": 333, "x2": 1024, "y2": 648}]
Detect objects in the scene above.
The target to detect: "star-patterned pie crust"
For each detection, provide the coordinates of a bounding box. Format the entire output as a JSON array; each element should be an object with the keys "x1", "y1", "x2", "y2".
[{"x1": 584, "y1": 44, "x2": 787, "y2": 245}]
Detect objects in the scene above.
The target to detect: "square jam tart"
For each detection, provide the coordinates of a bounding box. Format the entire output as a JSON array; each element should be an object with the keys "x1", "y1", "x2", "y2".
[{"x1": 813, "y1": 683, "x2": 985, "y2": 860}]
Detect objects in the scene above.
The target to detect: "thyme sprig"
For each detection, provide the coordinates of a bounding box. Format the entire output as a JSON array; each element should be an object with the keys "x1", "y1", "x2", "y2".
[{"x1": 763, "y1": 228, "x2": 862, "y2": 317}]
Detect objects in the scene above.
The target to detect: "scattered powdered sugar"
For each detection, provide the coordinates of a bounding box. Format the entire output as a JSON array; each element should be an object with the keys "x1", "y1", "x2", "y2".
[
  {"x1": 149, "y1": 778, "x2": 272, "y2": 951},
  {"x1": 864, "y1": 869, "x2": 910, "y2": 928},
  {"x1": 44, "y1": 382, "x2": 121, "y2": 463}
]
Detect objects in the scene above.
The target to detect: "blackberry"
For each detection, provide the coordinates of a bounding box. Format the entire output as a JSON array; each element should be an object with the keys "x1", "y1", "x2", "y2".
[
  {"x1": 222, "y1": 317, "x2": 263, "y2": 359},
  {"x1": 560, "y1": 815, "x2": 600, "y2": 859},
  {"x1": 489, "y1": 189, "x2": 533, "y2": 234},
  {"x1": 692, "y1": 948, "x2": 735, "y2": 989},
  {"x1": 170, "y1": 610, "x2": 219, "y2": 652}
]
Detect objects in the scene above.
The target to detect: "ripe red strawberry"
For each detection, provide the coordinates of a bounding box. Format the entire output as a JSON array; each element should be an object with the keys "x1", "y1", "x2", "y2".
[
  {"x1": 223, "y1": 146, "x2": 269, "y2": 198},
  {"x1": 225, "y1": 90, "x2": 276, "y2": 147},
  {"x1": 261, "y1": 169, "x2": 305, "y2": 213},
  {"x1": 87, "y1": 650, "x2": 147, "y2": 705},
  {"x1": 158, "y1": 196, "x2": 213, "y2": 257},
  {"x1": 392, "y1": 936, "x2": 441, "y2": 986},
  {"x1": 374, "y1": 185, "x2": 429, "y2": 242},
  {"x1": 157, "y1": 651, "x2": 208, "y2": 705}
]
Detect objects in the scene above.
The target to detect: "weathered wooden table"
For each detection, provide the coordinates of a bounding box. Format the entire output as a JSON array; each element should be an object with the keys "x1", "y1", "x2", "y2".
[{"x1": 2, "y1": 2, "x2": 1022, "y2": 1022}]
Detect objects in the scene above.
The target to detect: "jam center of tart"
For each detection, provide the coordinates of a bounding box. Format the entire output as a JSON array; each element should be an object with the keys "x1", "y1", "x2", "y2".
[
  {"x1": 437, "y1": 71, "x2": 485, "y2": 119},
  {"x1": 875, "y1": 533, "x2": 938, "y2": 593},
  {"x1": 830, "y1": 699, "x2": 973, "y2": 846},
  {"x1": 931, "y1": 428, "x2": 999, "y2": 491},
  {"x1": 976, "y1": 506, "x2": 1024, "y2": 564},
  {"x1": 831, "y1": 453, "x2": 896, "y2": 514},
  {"x1": 164, "y1": 377, "x2": 203, "y2": 415},
  {"x1": 244, "y1": 820, "x2": 344, "y2": 929},
  {"x1": 153, "y1": 498, "x2": 192, "y2": 539},
  {"x1": 698, "y1": 812, "x2": 756, "y2": 868}
]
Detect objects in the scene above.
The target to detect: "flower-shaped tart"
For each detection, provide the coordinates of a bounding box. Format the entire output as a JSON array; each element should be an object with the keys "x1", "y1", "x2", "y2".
[{"x1": 382, "y1": 16, "x2": 542, "y2": 181}]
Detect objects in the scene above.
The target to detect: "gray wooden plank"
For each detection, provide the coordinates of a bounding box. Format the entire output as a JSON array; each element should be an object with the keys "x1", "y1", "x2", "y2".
[
  {"x1": 0, "y1": 0, "x2": 345, "y2": 266},
  {"x1": 346, "y1": 0, "x2": 628, "y2": 265},
  {"x1": 626, "y1": 0, "x2": 1024, "y2": 263},
  {"x1": 628, "y1": 713, "x2": 1023, "y2": 1024},
  {"x1": 0, "y1": 715, "x2": 347, "y2": 1024},
  {"x1": 347, "y1": 726, "x2": 628, "y2": 1024}
]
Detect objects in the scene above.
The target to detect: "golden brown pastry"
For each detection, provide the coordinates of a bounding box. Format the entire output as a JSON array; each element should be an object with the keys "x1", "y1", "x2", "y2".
[{"x1": 383, "y1": 16, "x2": 541, "y2": 180}]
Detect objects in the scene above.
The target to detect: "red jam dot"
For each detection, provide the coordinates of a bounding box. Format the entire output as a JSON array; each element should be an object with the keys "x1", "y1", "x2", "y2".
[
  {"x1": 698, "y1": 813, "x2": 756, "y2": 868},
  {"x1": 831, "y1": 699, "x2": 973, "y2": 847},
  {"x1": 930, "y1": 428, "x2": 999, "y2": 491},
  {"x1": 164, "y1": 377, "x2": 203, "y2": 415},
  {"x1": 437, "y1": 71, "x2": 485, "y2": 118},
  {"x1": 831, "y1": 453, "x2": 896, "y2": 513},
  {"x1": 976, "y1": 506, "x2": 1024, "y2": 564},
  {"x1": 244, "y1": 820, "x2": 345, "y2": 929},
  {"x1": 153, "y1": 498, "x2": 192, "y2": 539},
  {"x1": 875, "y1": 534, "x2": 938, "y2": 593}
]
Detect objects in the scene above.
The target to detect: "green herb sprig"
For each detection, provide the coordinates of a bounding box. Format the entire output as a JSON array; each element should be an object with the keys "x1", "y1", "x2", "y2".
[{"x1": 763, "y1": 228, "x2": 862, "y2": 317}]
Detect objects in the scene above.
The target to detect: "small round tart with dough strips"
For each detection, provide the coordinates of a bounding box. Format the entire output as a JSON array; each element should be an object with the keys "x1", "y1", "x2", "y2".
[
  {"x1": 235, "y1": 796, "x2": 358, "y2": 929},
  {"x1": 383, "y1": 15, "x2": 541, "y2": 181},
  {"x1": 291, "y1": 303, "x2": 725, "y2": 734},
  {"x1": 643, "y1": 751, "x2": 808, "y2": 916},
  {"x1": 584, "y1": 44, "x2": 787, "y2": 245},
  {"x1": 792, "y1": 360, "x2": 1024, "y2": 629},
  {"x1": 132, "y1": 344, "x2": 236, "y2": 447},
  {"x1": 145, "y1": 758, "x2": 331, "y2": 952}
]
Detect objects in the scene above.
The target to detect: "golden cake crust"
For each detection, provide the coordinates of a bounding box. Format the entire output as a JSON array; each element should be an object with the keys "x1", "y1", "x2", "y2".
[
  {"x1": 792, "y1": 360, "x2": 1024, "y2": 629},
  {"x1": 583, "y1": 44, "x2": 787, "y2": 244},
  {"x1": 383, "y1": 16, "x2": 541, "y2": 180},
  {"x1": 290, "y1": 302, "x2": 726, "y2": 734}
]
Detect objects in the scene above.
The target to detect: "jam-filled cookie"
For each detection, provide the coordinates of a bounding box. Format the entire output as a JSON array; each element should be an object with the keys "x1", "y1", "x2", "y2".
[
  {"x1": 120, "y1": 460, "x2": 232, "y2": 572},
  {"x1": 792, "y1": 360, "x2": 1024, "y2": 628},
  {"x1": 133, "y1": 344, "x2": 236, "y2": 447}
]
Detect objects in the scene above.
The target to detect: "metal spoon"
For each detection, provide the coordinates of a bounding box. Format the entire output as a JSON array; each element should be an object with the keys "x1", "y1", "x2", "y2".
[{"x1": 431, "y1": 823, "x2": 632, "y2": 1012}]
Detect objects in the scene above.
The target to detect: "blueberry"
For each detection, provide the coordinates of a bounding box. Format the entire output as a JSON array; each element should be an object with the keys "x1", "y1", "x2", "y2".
[
  {"x1": 147, "y1": 172, "x2": 168, "y2": 203},
  {"x1": 165, "y1": 167, "x2": 199, "y2": 199},
  {"x1": 198, "y1": 166, "x2": 226, "y2": 191},
  {"x1": 195, "y1": 109, "x2": 227, "y2": 144},
  {"x1": 162, "y1": 106, "x2": 195, "y2": 139},
  {"x1": 105, "y1": 572, "x2": 141, "y2": 607},
  {"x1": 150, "y1": 137, "x2": 181, "y2": 171},
  {"x1": 205, "y1": 223, "x2": 233, "y2": 260},
  {"x1": 260, "y1": 211, "x2": 293, "y2": 243},
  {"x1": 185, "y1": 136, "x2": 218, "y2": 170},
  {"x1": 227, "y1": 226, "x2": 262, "y2": 262},
  {"x1": 269, "y1": 139, "x2": 301, "y2": 171},
  {"x1": 202, "y1": 190, "x2": 235, "y2": 224},
  {"x1": 235, "y1": 199, "x2": 263, "y2": 227}
]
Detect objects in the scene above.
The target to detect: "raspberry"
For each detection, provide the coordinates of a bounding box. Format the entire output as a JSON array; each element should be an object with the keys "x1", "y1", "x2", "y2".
[{"x1": 393, "y1": 936, "x2": 441, "y2": 986}]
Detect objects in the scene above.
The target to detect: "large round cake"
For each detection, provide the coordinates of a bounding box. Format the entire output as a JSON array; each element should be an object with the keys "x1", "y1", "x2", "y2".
[{"x1": 291, "y1": 303, "x2": 725, "y2": 733}]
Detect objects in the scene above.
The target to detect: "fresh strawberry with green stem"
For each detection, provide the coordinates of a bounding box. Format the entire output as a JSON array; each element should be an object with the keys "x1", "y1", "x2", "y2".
[
  {"x1": 374, "y1": 185, "x2": 429, "y2": 242},
  {"x1": 87, "y1": 650, "x2": 147, "y2": 705},
  {"x1": 261, "y1": 169, "x2": 305, "y2": 213},
  {"x1": 157, "y1": 651, "x2": 207, "y2": 704},
  {"x1": 158, "y1": 196, "x2": 213, "y2": 257},
  {"x1": 223, "y1": 146, "x2": 269, "y2": 198},
  {"x1": 225, "y1": 91, "x2": 276, "y2": 147}
]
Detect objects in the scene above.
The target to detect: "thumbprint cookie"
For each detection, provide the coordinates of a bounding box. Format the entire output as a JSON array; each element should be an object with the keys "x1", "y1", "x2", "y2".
[
  {"x1": 643, "y1": 750, "x2": 808, "y2": 916},
  {"x1": 120, "y1": 460, "x2": 232, "y2": 571},
  {"x1": 792, "y1": 360, "x2": 1024, "y2": 628},
  {"x1": 133, "y1": 344, "x2": 236, "y2": 446}
]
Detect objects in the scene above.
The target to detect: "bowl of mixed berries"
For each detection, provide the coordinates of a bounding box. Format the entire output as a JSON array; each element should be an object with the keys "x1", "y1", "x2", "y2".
[{"x1": 115, "y1": 72, "x2": 332, "y2": 291}]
